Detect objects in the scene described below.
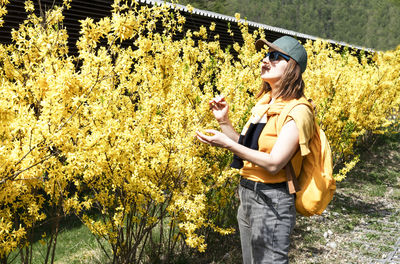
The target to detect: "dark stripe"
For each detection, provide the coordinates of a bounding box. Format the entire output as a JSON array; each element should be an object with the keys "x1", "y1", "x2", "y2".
[
  {"x1": 230, "y1": 122, "x2": 266, "y2": 169},
  {"x1": 240, "y1": 178, "x2": 287, "y2": 191}
]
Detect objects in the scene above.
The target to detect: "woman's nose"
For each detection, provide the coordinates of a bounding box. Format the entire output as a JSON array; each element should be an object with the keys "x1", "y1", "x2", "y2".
[{"x1": 262, "y1": 56, "x2": 270, "y2": 64}]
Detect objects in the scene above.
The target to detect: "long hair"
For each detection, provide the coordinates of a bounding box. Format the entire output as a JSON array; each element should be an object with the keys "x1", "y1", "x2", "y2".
[{"x1": 256, "y1": 58, "x2": 305, "y2": 100}]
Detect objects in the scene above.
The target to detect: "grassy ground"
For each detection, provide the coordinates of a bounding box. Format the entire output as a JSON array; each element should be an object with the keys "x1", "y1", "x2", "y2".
[
  {"x1": 8, "y1": 217, "x2": 110, "y2": 264},
  {"x1": 289, "y1": 133, "x2": 400, "y2": 263},
  {"x1": 9, "y1": 133, "x2": 399, "y2": 263}
]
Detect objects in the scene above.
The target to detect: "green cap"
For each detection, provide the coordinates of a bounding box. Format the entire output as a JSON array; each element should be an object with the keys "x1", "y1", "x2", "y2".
[{"x1": 255, "y1": 36, "x2": 308, "y2": 73}]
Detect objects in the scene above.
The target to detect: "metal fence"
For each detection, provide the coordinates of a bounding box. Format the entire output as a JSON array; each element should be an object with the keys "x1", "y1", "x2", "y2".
[{"x1": 0, "y1": 0, "x2": 374, "y2": 55}]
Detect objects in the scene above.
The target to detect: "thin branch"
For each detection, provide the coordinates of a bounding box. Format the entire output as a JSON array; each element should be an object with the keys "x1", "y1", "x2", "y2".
[
  {"x1": 7, "y1": 143, "x2": 40, "y2": 171},
  {"x1": 1, "y1": 154, "x2": 53, "y2": 184},
  {"x1": 74, "y1": 212, "x2": 112, "y2": 261},
  {"x1": 37, "y1": 0, "x2": 44, "y2": 19},
  {"x1": 55, "y1": 66, "x2": 101, "y2": 133},
  {"x1": 1, "y1": 62, "x2": 107, "y2": 186}
]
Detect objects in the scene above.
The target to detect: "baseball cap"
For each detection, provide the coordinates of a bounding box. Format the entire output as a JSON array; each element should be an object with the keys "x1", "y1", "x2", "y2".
[{"x1": 255, "y1": 36, "x2": 308, "y2": 73}]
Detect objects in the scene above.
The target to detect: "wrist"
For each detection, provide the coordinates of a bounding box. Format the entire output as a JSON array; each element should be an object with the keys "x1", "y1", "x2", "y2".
[
  {"x1": 217, "y1": 119, "x2": 230, "y2": 125},
  {"x1": 225, "y1": 138, "x2": 236, "y2": 150}
]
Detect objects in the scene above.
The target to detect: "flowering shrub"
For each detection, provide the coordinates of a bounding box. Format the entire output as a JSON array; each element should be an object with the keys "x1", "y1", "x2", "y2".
[
  {"x1": 304, "y1": 40, "x2": 400, "y2": 179},
  {"x1": 0, "y1": 0, "x2": 398, "y2": 262}
]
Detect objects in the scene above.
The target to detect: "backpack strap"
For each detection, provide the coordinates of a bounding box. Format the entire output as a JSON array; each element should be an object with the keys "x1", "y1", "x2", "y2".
[
  {"x1": 285, "y1": 162, "x2": 300, "y2": 194},
  {"x1": 277, "y1": 98, "x2": 314, "y2": 194}
]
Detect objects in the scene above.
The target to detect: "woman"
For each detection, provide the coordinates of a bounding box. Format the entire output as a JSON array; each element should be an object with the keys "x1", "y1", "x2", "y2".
[{"x1": 196, "y1": 36, "x2": 314, "y2": 263}]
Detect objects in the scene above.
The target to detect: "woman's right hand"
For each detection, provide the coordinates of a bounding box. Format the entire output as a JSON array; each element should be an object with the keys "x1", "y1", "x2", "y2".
[
  {"x1": 209, "y1": 95, "x2": 229, "y2": 123},
  {"x1": 208, "y1": 95, "x2": 239, "y2": 142}
]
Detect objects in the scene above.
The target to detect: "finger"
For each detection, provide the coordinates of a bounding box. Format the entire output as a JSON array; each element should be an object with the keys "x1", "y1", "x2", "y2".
[
  {"x1": 215, "y1": 95, "x2": 225, "y2": 103},
  {"x1": 210, "y1": 95, "x2": 225, "y2": 104},
  {"x1": 195, "y1": 131, "x2": 212, "y2": 144},
  {"x1": 210, "y1": 101, "x2": 226, "y2": 111},
  {"x1": 216, "y1": 94, "x2": 225, "y2": 99},
  {"x1": 209, "y1": 100, "x2": 217, "y2": 109},
  {"x1": 197, "y1": 130, "x2": 217, "y2": 140},
  {"x1": 195, "y1": 130, "x2": 209, "y2": 140},
  {"x1": 209, "y1": 99, "x2": 219, "y2": 109},
  {"x1": 196, "y1": 135, "x2": 211, "y2": 145},
  {"x1": 209, "y1": 97, "x2": 219, "y2": 103},
  {"x1": 203, "y1": 129, "x2": 216, "y2": 134},
  {"x1": 215, "y1": 101, "x2": 227, "y2": 109}
]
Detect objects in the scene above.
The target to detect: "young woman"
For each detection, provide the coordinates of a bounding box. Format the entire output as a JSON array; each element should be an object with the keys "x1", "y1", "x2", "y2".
[{"x1": 196, "y1": 36, "x2": 314, "y2": 263}]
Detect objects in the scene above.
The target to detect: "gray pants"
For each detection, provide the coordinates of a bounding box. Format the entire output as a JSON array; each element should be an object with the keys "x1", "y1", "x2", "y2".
[{"x1": 237, "y1": 181, "x2": 296, "y2": 264}]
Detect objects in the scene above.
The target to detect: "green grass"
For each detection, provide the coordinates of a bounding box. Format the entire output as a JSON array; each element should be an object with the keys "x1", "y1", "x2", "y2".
[
  {"x1": 9, "y1": 218, "x2": 109, "y2": 264},
  {"x1": 393, "y1": 189, "x2": 400, "y2": 200},
  {"x1": 365, "y1": 232, "x2": 380, "y2": 241},
  {"x1": 51, "y1": 224, "x2": 109, "y2": 264},
  {"x1": 367, "y1": 184, "x2": 387, "y2": 197}
]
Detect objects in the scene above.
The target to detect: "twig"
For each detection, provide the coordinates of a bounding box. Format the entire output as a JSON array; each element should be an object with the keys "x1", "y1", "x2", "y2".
[{"x1": 1, "y1": 154, "x2": 53, "y2": 184}]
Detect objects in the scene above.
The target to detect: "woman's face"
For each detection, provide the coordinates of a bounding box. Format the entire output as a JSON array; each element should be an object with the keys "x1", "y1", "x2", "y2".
[{"x1": 260, "y1": 50, "x2": 289, "y2": 85}]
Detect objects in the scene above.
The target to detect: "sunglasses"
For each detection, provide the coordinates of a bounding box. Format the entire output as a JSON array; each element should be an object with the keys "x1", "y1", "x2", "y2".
[{"x1": 266, "y1": 51, "x2": 290, "y2": 62}]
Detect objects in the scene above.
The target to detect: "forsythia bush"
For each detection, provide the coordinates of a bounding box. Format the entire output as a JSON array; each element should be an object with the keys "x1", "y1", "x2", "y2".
[
  {"x1": 0, "y1": 0, "x2": 398, "y2": 262},
  {"x1": 304, "y1": 40, "x2": 400, "y2": 179}
]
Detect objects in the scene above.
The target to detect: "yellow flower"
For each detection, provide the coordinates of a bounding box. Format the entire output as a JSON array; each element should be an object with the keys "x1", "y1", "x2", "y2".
[
  {"x1": 209, "y1": 22, "x2": 216, "y2": 31},
  {"x1": 24, "y1": 0, "x2": 34, "y2": 12},
  {"x1": 235, "y1": 13, "x2": 240, "y2": 21}
]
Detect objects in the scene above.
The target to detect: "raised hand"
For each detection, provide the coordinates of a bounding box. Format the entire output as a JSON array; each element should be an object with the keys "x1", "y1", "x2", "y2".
[{"x1": 209, "y1": 95, "x2": 229, "y2": 123}]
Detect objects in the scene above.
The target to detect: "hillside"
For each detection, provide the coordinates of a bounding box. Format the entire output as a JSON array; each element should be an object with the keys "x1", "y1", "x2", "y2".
[{"x1": 178, "y1": 0, "x2": 400, "y2": 51}]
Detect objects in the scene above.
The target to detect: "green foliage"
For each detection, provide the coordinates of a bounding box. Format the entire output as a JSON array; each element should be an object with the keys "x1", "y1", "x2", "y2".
[{"x1": 180, "y1": 0, "x2": 400, "y2": 51}]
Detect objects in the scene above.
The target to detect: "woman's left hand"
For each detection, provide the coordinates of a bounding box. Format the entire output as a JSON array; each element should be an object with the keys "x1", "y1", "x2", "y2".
[{"x1": 196, "y1": 129, "x2": 233, "y2": 149}]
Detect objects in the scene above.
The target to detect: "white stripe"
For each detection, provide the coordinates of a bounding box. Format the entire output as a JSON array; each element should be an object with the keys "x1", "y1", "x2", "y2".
[
  {"x1": 259, "y1": 114, "x2": 267, "y2": 123},
  {"x1": 240, "y1": 114, "x2": 267, "y2": 135}
]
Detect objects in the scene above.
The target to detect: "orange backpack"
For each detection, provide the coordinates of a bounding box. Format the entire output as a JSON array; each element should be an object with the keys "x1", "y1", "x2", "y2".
[{"x1": 278, "y1": 99, "x2": 336, "y2": 216}]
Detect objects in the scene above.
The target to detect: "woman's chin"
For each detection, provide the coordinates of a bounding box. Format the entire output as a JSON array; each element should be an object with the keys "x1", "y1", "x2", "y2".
[{"x1": 261, "y1": 75, "x2": 276, "y2": 83}]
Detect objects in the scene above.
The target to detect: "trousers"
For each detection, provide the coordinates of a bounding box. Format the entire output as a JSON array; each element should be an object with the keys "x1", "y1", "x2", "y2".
[{"x1": 237, "y1": 179, "x2": 296, "y2": 264}]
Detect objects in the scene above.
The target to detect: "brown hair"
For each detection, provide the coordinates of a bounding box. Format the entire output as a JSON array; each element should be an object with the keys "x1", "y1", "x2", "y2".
[{"x1": 256, "y1": 58, "x2": 305, "y2": 100}]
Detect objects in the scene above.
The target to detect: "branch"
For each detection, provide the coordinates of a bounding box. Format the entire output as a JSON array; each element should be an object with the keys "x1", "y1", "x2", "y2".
[
  {"x1": 1, "y1": 154, "x2": 53, "y2": 185},
  {"x1": 55, "y1": 66, "x2": 101, "y2": 133}
]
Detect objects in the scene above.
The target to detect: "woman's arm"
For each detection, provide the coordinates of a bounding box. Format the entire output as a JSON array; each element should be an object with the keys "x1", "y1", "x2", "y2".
[
  {"x1": 196, "y1": 120, "x2": 299, "y2": 174},
  {"x1": 218, "y1": 120, "x2": 240, "y2": 142}
]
